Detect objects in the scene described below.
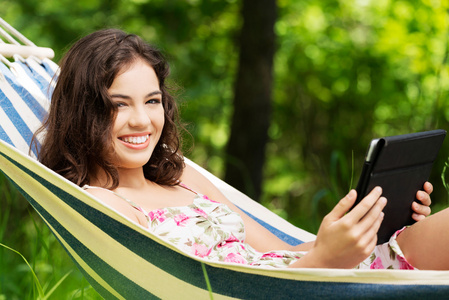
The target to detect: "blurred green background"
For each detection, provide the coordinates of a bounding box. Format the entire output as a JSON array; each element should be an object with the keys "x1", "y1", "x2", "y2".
[{"x1": 1, "y1": 0, "x2": 449, "y2": 298}]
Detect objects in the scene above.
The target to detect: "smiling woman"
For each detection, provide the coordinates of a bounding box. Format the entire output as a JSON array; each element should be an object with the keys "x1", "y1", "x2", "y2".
[
  {"x1": 33, "y1": 28, "x2": 449, "y2": 271},
  {"x1": 35, "y1": 29, "x2": 184, "y2": 191},
  {"x1": 108, "y1": 61, "x2": 165, "y2": 170}
]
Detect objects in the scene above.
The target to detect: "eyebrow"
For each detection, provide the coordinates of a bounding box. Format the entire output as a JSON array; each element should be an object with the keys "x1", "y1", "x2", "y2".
[{"x1": 110, "y1": 90, "x2": 162, "y2": 100}]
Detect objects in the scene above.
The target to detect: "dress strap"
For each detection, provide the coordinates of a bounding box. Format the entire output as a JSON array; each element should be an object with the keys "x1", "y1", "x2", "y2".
[
  {"x1": 83, "y1": 185, "x2": 150, "y2": 221},
  {"x1": 177, "y1": 182, "x2": 200, "y2": 195}
]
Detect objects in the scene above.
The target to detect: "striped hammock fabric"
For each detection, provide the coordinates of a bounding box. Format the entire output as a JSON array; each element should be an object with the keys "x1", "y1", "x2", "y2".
[{"x1": 1, "y1": 55, "x2": 449, "y2": 299}]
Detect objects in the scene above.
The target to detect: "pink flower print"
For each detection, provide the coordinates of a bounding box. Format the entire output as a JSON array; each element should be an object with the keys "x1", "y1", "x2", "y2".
[
  {"x1": 370, "y1": 257, "x2": 385, "y2": 269},
  {"x1": 261, "y1": 252, "x2": 284, "y2": 259},
  {"x1": 218, "y1": 242, "x2": 236, "y2": 249},
  {"x1": 193, "y1": 208, "x2": 208, "y2": 219},
  {"x1": 218, "y1": 235, "x2": 241, "y2": 248},
  {"x1": 192, "y1": 243, "x2": 211, "y2": 258},
  {"x1": 224, "y1": 253, "x2": 248, "y2": 264},
  {"x1": 397, "y1": 255, "x2": 414, "y2": 270},
  {"x1": 149, "y1": 209, "x2": 167, "y2": 223},
  {"x1": 226, "y1": 235, "x2": 239, "y2": 243},
  {"x1": 174, "y1": 213, "x2": 189, "y2": 227}
]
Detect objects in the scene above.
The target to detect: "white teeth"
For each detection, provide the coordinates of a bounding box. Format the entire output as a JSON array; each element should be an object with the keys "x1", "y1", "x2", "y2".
[{"x1": 120, "y1": 135, "x2": 149, "y2": 145}]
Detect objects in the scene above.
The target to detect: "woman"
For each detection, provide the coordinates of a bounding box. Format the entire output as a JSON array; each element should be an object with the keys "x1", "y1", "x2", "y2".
[{"x1": 37, "y1": 29, "x2": 446, "y2": 270}]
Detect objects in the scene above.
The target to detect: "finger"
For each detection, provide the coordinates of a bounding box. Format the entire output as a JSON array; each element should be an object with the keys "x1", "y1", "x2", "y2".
[
  {"x1": 358, "y1": 196, "x2": 387, "y2": 229},
  {"x1": 412, "y1": 201, "x2": 431, "y2": 217},
  {"x1": 358, "y1": 211, "x2": 384, "y2": 252},
  {"x1": 350, "y1": 187, "x2": 383, "y2": 220},
  {"x1": 423, "y1": 182, "x2": 433, "y2": 195},
  {"x1": 345, "y1": 195, "x2": 385, "y2": 246},
  {"x1": 412, "y1": 212, "x2": 426, "y2": 222},
  {"x1": 416, "y1": 190, "x2": 431, "y2": 206},
  {"x1": 329, "y1": 189, "x2": 357, "y2": 220}
]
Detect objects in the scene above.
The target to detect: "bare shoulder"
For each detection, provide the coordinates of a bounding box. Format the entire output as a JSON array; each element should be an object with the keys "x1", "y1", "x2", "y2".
[
  {"x1": 84, "y1": 187, "x2": 122, "y2": 205},
  {"x1": 181, "y1": 163, "x2": 239, "y2": 209},
  {"x1": 181, "y1": 163, "x2": 209, "y2": 182},
  {"x1": 181, "y1": 163, "x2": 219, "y2": 196},
  {"x1": 84, "y1": 187, "x2": 148, "y2": 227}
]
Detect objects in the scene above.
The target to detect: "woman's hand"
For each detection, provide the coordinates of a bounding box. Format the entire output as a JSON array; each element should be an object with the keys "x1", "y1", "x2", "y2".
[
  {"x1": 412, "y1": 181, "x2": 432, "y2": 221},
  {"x1": 300, "y1": 187, "x2": 386, "y2": 269}
]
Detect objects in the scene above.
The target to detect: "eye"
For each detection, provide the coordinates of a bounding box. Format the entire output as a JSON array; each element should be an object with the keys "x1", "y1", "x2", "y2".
[
  {"x1": 146, "y1": 98, "x2": 161, "y2": 104},
  {"x1": 115, "y1": 102, "x2": 127, "y2": 108}
]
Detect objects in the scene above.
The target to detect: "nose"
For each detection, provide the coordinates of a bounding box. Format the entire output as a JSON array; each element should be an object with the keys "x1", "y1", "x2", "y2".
[{"x1": 129, "y1": 105, "x2": 151, "y2": 128}]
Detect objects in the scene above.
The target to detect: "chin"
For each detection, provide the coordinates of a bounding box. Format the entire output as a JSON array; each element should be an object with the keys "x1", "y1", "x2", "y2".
[
  {"x1": 117, "y1": 162, "x2": 148, "y2": 170},
  {"x1": 115, "y1": 150, "x2": 154, "y2": 168},
  {"x1": 116, "y1": 158, "x2": 152, "y2": 169}
]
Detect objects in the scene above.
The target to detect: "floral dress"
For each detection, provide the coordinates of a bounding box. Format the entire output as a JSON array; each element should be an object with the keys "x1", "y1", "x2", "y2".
[{"x1": 83, "y1": 184, "x2": 416, "y2": 269}]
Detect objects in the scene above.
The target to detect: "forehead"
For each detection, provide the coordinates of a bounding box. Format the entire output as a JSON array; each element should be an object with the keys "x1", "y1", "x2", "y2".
[{"x1": 109, "y1": 59, "x2": 160, "y2": 92}]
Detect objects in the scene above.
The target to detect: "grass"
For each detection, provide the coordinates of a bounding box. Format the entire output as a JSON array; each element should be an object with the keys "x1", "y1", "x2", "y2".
[
  {"x1": 201, "y1": 263, "x2": 214, "y2": 300},
  {"x1": 0, "y1": 172, "x2": 102, "y2": 299}
]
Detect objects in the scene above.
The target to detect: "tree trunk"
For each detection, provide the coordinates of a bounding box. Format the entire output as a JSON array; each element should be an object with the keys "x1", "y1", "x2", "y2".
[{"x1": 224, "y1": 0, "x2": 277, "y2": 201}]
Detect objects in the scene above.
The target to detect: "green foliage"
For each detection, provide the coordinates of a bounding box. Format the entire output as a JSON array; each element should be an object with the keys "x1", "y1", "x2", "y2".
[
  {"x1": 0, "y1": 242, "x2": 73, "y2": 299},
  {"x1": 263, "y1": 0, "x2": 449, "y2": 232},
  {"x1": 2, "y1": 0, "x2": 449, "y2": 296}
]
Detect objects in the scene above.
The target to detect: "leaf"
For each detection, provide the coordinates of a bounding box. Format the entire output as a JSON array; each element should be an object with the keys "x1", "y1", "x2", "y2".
[
  {"x1": 42, "y1": 270, "x2": 73, "y2": 300},
  {"x1": 0, "y1": 242, "x2": 45, "y2": 299}
]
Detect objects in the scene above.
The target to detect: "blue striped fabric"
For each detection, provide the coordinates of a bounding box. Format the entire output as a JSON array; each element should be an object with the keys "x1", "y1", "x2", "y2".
[
  {"x1": 1, "y1": 58, "x2": 449, "y2": 299},
  {"x1": 9, "y1": 61, "x2": 50, "y2": 115},
  {"x1": 239, "y1": 207, "x2": 304, "y2": 246},
  {"x1": 0, "y1": 62, "x2": 46, "y2": 156},
  {"x1": 16, "y1": 61, "x2": 51, "y2": 96}
]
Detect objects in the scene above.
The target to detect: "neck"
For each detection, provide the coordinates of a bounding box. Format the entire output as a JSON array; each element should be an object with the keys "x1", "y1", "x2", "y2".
[
  {"x1": 90, "y1": 166, "x2": 149, "y2": 190},
  {"x1": 116, "y1": 166, "x2": 149, "y2": 189}
]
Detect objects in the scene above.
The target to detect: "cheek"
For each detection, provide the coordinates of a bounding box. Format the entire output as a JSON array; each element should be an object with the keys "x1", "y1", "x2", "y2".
[
  {"x1": 112, "y1": 114, "x2": 126, "y2": 136},
  {"x1": 158, "y1": 108, "x2": 165, "y2": 129},
  {"x1": 160, "y1": 114, "x2": 165, "y2": 128}
]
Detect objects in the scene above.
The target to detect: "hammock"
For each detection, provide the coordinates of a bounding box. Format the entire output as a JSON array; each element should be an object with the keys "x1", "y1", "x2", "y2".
[{"x1": 1, "y1": 18, "x2": 449, "y2": 299}]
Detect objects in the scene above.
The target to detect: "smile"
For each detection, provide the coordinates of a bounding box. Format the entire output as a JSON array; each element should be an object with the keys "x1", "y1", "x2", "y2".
[
  {"x1": 118, "y1": 134, "x2": 151, "y2": 150},
  {"x1": 119, "y1": 135, "x2": 150, "y2": 145}
]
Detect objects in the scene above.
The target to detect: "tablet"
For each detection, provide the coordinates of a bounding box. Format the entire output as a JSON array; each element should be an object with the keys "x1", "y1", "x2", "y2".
[{"x1": 354, "y1": 129, "x2": 446, "y2": 244}]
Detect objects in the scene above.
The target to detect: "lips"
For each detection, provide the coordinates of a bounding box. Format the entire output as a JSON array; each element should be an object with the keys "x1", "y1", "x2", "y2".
[
  {"x1": 119, "y1": 135, "x2": 149, "y2": 144},
  {"x1": 118, "y1": 133, "x2": 150, "y2": 149}
]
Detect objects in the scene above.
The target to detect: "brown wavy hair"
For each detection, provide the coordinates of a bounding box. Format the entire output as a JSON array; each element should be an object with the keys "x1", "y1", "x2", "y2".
[{"x1": 35, "y1": 29, "x2": 184, "y2": 188}]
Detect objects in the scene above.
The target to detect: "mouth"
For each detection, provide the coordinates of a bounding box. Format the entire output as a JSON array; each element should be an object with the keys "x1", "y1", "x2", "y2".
[
  {"x1": 118, "y1": 134, "x2": 150, "y2": 145},
  {"x1": 117, "y1": 133, "x2": 151, "y2": 150}
]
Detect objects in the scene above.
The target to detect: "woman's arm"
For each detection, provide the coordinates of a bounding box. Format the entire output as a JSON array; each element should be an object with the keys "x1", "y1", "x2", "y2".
[
  {"x1": 182, "y1": 164, "x2": 392, "y2": 269},
  {"x1": 289, "y1": 188, "x2": 386, "y2": 268}
]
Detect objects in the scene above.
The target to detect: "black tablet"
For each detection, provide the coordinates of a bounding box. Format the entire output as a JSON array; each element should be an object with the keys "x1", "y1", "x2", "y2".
[{"x1": 354, "y1": 129, "x2": 446, "y2": 244}]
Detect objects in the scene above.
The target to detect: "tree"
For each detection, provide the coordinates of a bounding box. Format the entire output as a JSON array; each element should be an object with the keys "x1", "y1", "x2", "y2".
[{"x1": 224, "y1": 0, "x2": 277, "y2": 201}]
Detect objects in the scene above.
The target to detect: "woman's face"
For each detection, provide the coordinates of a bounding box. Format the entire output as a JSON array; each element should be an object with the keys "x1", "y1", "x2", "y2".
[{"x1": 108, "y1": 58, "x2": 165, "y2": 170}]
